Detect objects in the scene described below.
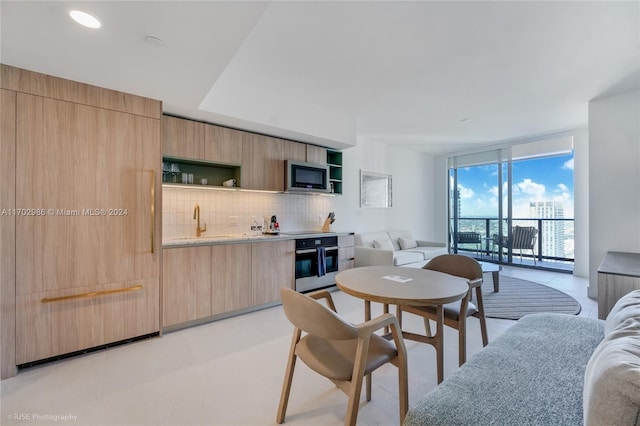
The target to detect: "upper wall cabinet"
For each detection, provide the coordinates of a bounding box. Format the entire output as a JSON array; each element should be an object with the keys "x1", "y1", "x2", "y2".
[
  {"x1": 306, "y1": 145, "x2": 327, "y2": 165},
  {"x1": 162, "y1": 115, "x2": 204, "y2": 159},
  {"x1": 242, "y1": 133, "x2": 284, "y2": 191},
  {"x1": 162, "y1": 115, "x2": 243, "y2": 166},
  {"x1": 162, "y1": 114, "x2": 342, "y2": 193},
  {"x1": 327, "y1": 149, "x2": 343, "y2": 194},
  {"x1": 204, "y1": 123, "x2": 242, "y2": 165},
  {"x1": 284, "y1": 139, "x2": 307, "y2": 163},
  {"x1": 242, "y1": 135, "x2": 308, "y2": 191}
]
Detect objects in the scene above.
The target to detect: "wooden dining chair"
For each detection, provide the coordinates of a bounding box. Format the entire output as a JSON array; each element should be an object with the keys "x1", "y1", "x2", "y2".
[
  {"x1": 277, "y1": 287, "x2": 408, "y2": 426},
  {"x1": 399, "y1": 254, "x2": 488, "y2": 366}
]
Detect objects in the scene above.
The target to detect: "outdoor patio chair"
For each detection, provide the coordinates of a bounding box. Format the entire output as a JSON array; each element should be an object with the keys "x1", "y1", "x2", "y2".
[
  {"x1": 493, "y1": 226, "x2": 538, "y2": 264},
  {"x1": 511, "y1": 226, "x2": 538, "y2": 264},
  {"x1": 456, "y1": 231, "x2": 482, "y2": 256}
]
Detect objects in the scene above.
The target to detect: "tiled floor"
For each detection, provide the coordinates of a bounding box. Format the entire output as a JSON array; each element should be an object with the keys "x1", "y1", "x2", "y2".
[{"x1": 1, "y1": 266, "x2": 597, "y2": 426}]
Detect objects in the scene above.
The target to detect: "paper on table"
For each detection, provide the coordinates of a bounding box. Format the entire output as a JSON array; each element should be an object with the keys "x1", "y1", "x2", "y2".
[{"x1": 382, "y1": 275, "x2": 413, "y2": 283}]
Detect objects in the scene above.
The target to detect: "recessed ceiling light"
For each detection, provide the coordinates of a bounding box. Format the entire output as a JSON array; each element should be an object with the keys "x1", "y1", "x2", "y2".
[
  {"x1": 145, "y1": 36, "x2": 165, "y2": 47},
  {"x1": 69, "y1": 10, "x2": 101, "y2": 29}
]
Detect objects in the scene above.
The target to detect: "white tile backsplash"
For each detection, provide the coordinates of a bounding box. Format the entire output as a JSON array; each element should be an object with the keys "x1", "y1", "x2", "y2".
[{"x1": 162, "y1": 187, "x2": 333, "y2": 239}]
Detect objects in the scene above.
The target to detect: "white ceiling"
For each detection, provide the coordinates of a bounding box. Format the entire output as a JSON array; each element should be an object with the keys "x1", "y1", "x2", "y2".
[{"x1": 2, "y1": 1, "x2": 639, "y2": 154}]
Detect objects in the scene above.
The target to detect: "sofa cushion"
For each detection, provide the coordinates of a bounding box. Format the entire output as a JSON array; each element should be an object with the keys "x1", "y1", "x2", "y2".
[
  {"x1": 406, "y1": 246, "x2": 448, "y2": 261},
  {"x1": 393, "y1": 250, "x2": 424, "y2": 266},
  {"x1": 373, "y1": 238, "x2": 394, "y2": 251},
  {"x1": 398, "y1": 236, "x2": 418, "y2": 250},
  {"x1": 355, "y1": 231, "x2": 392, "y2": 249},
  {"x1": 583, "y1": 317, "x2": 640, "y2": 426},
  {"x1": 387, "y1": 230, "x2": 414, "y2": 251},
  {"x1": 604, "y1": 288, "x2": 640, "y2": 335}
]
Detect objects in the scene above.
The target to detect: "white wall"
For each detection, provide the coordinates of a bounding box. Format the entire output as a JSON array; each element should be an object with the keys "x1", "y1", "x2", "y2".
[
  {"x1": 588, "y1": 89, "x2": 640, "y2": 298},
  {"x1": 330, "y1": 138, "x2": 439, "y2": 240}
]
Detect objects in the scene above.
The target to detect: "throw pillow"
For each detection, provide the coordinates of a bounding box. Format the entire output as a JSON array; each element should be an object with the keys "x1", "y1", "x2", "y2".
[
  {"x1": 373, "y1": 239, "x2": 394, "y2": 251},
  {"x1": 398, "y1": 236, "x2": 418, "y2": 250},
  {"x1": 605, "y1": 289, "x2": 640, "y2": 335},
  {"x1": 583, "y1": 317, "x2": 640, "y2": 426}
]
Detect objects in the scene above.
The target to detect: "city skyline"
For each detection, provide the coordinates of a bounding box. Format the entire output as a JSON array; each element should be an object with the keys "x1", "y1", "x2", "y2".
[{"x1": 454, "y1": 153, "x2": 575, "y2": 219}]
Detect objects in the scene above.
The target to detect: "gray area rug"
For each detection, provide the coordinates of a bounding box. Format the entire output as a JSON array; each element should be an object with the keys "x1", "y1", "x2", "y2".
[{"x1": 480, "y1": 274, "x2": 581, "y2": 320}]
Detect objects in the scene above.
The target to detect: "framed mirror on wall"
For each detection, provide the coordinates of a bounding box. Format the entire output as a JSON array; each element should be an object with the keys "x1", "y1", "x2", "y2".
[{"x1": 360, "y1": 170, "x2": 392, "y2": 208}]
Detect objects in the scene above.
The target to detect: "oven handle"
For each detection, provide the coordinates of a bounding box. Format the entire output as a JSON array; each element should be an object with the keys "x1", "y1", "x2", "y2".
[{"x1": 295, "y1": 246, "x2": 339, "y2": 255}]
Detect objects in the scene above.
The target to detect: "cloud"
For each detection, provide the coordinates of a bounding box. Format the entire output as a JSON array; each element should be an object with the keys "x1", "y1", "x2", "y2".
[
  {"x1": 513, "y1": 179, "x2": 545, "y2": 197},
  {"x1": 563, "y1": 158, "x2": 574, "y2": 170},
  {"x1": 457, "y1": 184, "x2": 475, "y2": 199},
  {"x1": 553, "y1": 183, "x2": 572, "y2": 206}
]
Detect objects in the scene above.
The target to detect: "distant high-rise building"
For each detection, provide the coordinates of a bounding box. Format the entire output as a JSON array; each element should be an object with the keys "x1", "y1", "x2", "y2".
[{"x1": 529, "y1": 201, "x2": 565, "y2": 258}]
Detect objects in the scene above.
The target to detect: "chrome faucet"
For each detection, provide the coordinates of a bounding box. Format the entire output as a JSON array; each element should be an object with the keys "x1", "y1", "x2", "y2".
[{"x1": 193, "y1": 203, "x2": 206, "y2": 237}]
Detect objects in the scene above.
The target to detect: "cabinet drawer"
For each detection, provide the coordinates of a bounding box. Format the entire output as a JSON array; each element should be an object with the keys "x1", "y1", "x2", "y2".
[
  {"x1": 339, "y1": 246, "x2": 355, "y2": 261},
  {"x1": 339, "y1": 259, "x2": 355, "y2": 271},
  {"x1": 338, "y1": 234, "x2": 355, "y2": 247},
  {"x1": 16, "y1": 278, "x2": 159, "y2": 364}
]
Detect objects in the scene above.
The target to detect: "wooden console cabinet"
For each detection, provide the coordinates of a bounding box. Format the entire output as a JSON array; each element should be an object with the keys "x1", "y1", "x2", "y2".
[{"x1": 597, "y1": 251, "x2": 640, "y2": 319}]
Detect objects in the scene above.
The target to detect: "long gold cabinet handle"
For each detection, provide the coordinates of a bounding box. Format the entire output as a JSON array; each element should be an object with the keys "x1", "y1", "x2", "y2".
[
  {"x1": 151, "y1": 170, "x2": 155, "y2": 254},
  {"x1": 41, "y1": 285, "x2": 143, "y2": 303}
]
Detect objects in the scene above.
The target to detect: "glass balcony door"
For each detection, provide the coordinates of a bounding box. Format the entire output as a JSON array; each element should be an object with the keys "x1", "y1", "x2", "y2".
[
  {"x1": 448, "y1": 138, "x2": 575, "y2": 271},
  {"x1": 449, "y1": 150, "x2": 505, "y2": 259}
]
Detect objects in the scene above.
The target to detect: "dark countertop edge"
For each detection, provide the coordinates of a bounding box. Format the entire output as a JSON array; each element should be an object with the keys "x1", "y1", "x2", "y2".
[{"x1": 597, "y1": 251, "x2": 640, "y2": 277}]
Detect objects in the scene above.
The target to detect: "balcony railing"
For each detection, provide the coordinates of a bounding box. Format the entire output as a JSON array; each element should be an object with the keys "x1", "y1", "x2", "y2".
[{"x1": 450, "y1": 217, "x2": 575, "y2": 271}]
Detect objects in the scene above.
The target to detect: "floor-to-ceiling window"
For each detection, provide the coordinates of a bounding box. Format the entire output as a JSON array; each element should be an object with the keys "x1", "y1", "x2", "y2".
[{"x1": 448, "y1": 136, "x2": 574, "y2": 271}]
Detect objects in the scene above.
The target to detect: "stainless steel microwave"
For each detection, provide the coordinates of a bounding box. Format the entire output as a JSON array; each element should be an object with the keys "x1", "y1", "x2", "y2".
[{"x1": 285, "y1": 160, "x2": 330, "y2": 193}]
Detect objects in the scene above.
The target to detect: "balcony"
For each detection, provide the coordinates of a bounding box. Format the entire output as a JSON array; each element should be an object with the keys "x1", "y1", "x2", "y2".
[{"x1": 450, "y1": 217, "x2": 575, "y2": 272}]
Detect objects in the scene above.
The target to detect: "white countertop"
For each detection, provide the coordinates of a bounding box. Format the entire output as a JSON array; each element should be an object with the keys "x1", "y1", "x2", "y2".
[{"x1": 163, "y1": 231, "x2": 352, "y2": 248}]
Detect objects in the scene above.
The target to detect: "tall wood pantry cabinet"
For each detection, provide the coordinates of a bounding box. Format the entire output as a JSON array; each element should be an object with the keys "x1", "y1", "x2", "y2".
[{"x1": 0, "y1": 65, "x2": 162, "y2": 376}]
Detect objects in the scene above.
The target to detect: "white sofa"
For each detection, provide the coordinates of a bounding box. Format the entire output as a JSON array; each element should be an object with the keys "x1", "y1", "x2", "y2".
[{"x1": 354, "y1": 230, "x2": 448, "y2": 268}]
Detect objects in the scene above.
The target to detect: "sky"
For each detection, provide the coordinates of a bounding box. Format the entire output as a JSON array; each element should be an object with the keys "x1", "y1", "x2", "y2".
[{"x1": 455, "y1": 153, "x2": 575, "y2": 219}]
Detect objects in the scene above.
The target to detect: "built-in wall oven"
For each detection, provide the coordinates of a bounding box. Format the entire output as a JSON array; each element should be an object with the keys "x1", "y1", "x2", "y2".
[{"x1": 290, "y1": 234, "x2": 339, "y2": 293}]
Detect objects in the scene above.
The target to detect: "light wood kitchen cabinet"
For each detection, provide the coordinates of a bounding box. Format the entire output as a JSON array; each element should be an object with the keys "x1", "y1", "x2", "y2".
[
  {"x1": 163, "y1": 241, "x2": 289, "y2": 329},
  {"x1": 162, "y1": 115, "x2": 204, "y2": 159},
  {"x1": 16, "y1": 94, "x2": 159, "y2": 293},
  {"x1": 0, "y1": 89, "x2": 16, "y2": 378},
  {"x1": 8, "y1": 66, "x2": 162, "y2": 366},
  {"x1": 16, "y1": 278, "x2": 159, "y2": 364},
  {"x1": 252, "y1": 240, "x2": 295, "y2": 305},
  {"x1": 204, "y1": 123, "x2": 242, "y2": 165},
  {"x1": 284, "y1": 140, "x2": 307, "y2": 163},
  {"x1": 338, "y1": 234, "x2": 355, "y2": 271},
  {"x1": 163, "y1": 246, "x2": 213, "y2": 327},
  {"x1": 306, "y1": 145, "x2": 327, "y2": 165},
  {"x1": 242, "y1": 133, "x2": 285, "y2": 191},
  {"x1": 211, "y1": 243, "x2": 253, "y2": 313}
]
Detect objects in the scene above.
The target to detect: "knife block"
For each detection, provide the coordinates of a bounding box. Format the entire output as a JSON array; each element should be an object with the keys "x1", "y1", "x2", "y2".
[{"x1": 321, "y1": 218, "x2": 332, "y2": 232}]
